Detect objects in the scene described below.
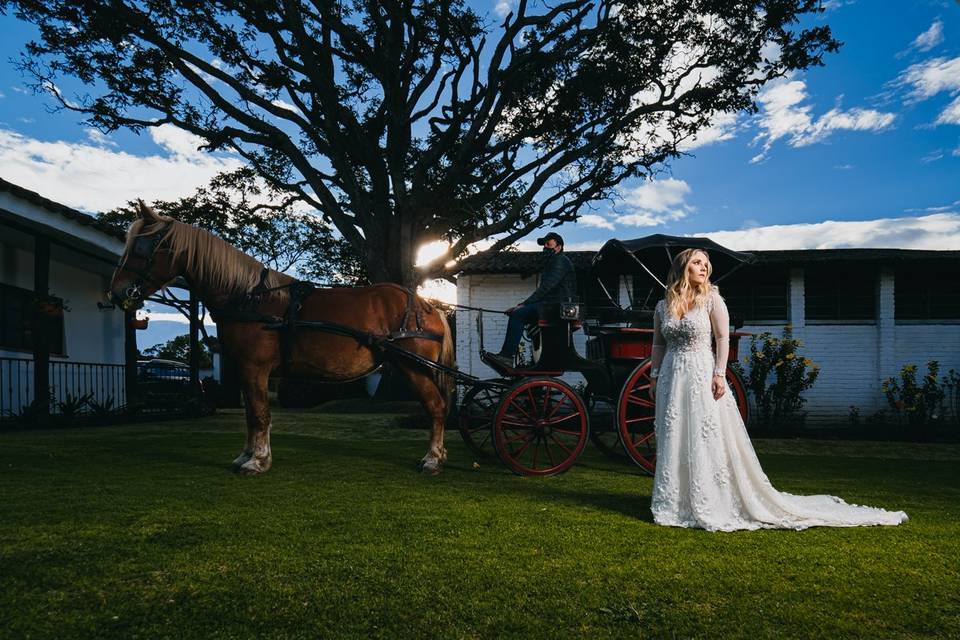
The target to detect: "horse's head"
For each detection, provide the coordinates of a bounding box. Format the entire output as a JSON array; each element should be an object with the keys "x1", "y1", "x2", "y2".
[{"x1": 107, "y1": 201, "x2": 179, "y2": 311}]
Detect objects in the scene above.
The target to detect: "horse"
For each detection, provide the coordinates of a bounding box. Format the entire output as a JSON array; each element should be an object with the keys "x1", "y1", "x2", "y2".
[{"x1": 107, "y1": 202, "x2": 456, "y2": 475}]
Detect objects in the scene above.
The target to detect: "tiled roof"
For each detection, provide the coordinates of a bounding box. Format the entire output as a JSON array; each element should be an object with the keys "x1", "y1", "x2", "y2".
[
  {"x1": 456, "y1": 247, "x2": 960, "y2": 275},
  {"x1": 0, "y1": 177, "x2": 125, "y2": 241}
]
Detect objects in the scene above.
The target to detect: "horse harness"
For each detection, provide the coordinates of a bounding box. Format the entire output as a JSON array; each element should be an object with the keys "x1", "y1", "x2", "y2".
[{"x1": 209, "y1": 270, "x2": 447, "y2": 376}]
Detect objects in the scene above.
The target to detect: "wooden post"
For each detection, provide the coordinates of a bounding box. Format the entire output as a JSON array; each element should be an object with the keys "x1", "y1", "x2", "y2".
[
  {"x1": 32, "y1": 235, "x2": 50, "y2": 419},
  {"x1": 189, "y1": 289, "x2": 200, "y2": 399}
]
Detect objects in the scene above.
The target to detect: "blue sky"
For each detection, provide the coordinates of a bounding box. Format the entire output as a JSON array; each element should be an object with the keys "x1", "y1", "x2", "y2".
[
  {"x1": 1, "y1": 1, "x2": 957, "y2": 250},
  {"x1": 1, "y1": 1, "x2": 958, "y2": 344}
]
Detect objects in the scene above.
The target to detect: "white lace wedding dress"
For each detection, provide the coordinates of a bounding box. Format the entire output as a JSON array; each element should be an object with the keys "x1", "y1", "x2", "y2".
[{"x1": 649, "y1": 288, "x2": 909, "y2": 532}]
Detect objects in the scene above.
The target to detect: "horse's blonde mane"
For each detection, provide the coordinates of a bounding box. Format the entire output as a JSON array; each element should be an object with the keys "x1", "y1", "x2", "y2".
[{"x1": 126, "y1": 215, "x2": 291, "y2": 304}]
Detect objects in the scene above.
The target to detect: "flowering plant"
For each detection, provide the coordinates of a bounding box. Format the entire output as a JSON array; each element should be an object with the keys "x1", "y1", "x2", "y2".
[
  {"x1": 731, "y1": 324, "x2": 820, "y2": 431},
  {"x1": 882, "y1": 361, "x2": 945, "y2": 427}
]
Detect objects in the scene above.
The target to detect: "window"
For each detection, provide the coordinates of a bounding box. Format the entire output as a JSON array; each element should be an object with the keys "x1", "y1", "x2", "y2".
[
  {"x1": 0, "y1": 283, "x2": 65, "y2": 354},
  {"x1": 719, "y1": 268, "x2": 790, "y2": 323},
  {"x1": 804, "y1": 266, "x2": 876, "y2": 322},
  {"x1": 895, "y1": 264, "x2": 960, "y2": 321}
]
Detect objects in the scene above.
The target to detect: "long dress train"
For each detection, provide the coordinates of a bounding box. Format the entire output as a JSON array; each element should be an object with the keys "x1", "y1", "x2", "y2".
[{"x1": 648, "y1": 288, "x2": 908, "y2": 532}]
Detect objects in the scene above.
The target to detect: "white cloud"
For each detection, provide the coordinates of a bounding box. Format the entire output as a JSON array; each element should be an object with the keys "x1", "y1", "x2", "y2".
[
  {"x1": 611, "y1": 178, "x2": 694, "y2": 227},
  {"x1": 271, "y1": 98, "x2": 302, "y2": 115},
  {"x1": 514, "y1": 239, "x2": 604, "y2": 252},
  {"x1": 936, "y1": 95, "x2": 960, "y2": 125},
  {"x1": 751, "y1": 78, "x2": 895, "y2": 161},
  {"x1": 0, "y1": 126, "x2": 241, "y2": 212},
  {"x1": 821, "y1": 0, "x2": 856, "y2": 10},
  {"x1": 576, "y1": 214, "x2": 616, "y2": 230},
  {"x1": 695, "y1": 212, "x2": 960, "y2": 251},
  {"x1": 912, "y1": 19, "x2": 944, "y2": 53},
  {"x1": 149, "y1": 123, "x2": 208, "y2": 158},
  {"x1": 494, "y1": 0, "x2": 513, "y2": 18},
  {"x1": 85, "y1": 128, "x2": 116, "y2": 147},
  {"x1": 143, "y1": 311, "x2": 217, "y2": 327},
  {"x1": 897, "y1": 56, "x2": 960, "y2": 125}
]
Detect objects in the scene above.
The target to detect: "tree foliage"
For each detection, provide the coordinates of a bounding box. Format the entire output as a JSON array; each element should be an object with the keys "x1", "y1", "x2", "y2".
[
  {"x1": 100, "y1": 167, "x2": 367, "y2": 284},
  {"x1": 141, "y1": 334, "x2": 213, "y2": 369},
  {"x1": 6, "y1": 0, "x2": 839, "y2": 285}
]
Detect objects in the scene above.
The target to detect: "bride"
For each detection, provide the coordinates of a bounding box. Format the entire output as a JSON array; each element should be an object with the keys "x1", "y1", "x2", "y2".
[{"x1": 648, "y1": 248, "x2": 909, "y2": 531}]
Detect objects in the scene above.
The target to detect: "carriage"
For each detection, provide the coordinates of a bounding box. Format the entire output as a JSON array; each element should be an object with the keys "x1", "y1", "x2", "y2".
[{"x1": 455, "y1": 234, "x2": 756, "y2": 476}]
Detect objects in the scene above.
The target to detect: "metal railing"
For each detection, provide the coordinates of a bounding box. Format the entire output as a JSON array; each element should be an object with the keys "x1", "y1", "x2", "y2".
[{"x1": 0, "y1": 357, "x2": 127, "y2": 420}]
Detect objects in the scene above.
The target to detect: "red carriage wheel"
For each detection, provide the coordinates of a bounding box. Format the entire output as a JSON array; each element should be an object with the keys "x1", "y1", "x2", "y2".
[
  {"x1": 492, "y1": 377, "x2": 589, "y2": 476},
  {"x1": 585, "y1": 395, "x2": 627, "y2": 459},
  {"x1": 457, "y1": 381, "x2": 507, "y2": 459},
  {"x1": 727, "y1": 367, "x2": 750, "y2": 423},
  {"x1": 616, "y1": 360, "x2": 657, "y2": 475}
]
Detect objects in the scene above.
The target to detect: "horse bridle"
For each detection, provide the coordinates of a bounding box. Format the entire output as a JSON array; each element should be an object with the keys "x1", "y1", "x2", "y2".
[{"x1": 115, "y1": 222, "x2": 173, "y2": 306}]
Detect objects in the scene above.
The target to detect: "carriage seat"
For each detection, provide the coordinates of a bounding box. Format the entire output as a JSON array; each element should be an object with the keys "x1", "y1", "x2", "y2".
[{"x1": 535, "y1": 302, "x2": 582, "y2": 331}]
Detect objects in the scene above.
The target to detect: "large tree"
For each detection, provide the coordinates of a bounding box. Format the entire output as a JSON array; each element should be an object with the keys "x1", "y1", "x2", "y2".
[{"x1": 6, "y1": 0, "x2": 838, "y2": 286}]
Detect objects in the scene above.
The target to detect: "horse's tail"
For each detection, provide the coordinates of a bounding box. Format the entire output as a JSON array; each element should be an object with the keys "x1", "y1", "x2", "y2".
[{"x1": 435, "y1": 308, "x2": 457, "y2": 413}]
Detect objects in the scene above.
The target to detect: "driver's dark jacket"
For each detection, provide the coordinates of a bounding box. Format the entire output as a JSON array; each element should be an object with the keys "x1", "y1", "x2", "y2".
[{"x1": 521, "y1": 252, "x2": 577, "y2": 306}]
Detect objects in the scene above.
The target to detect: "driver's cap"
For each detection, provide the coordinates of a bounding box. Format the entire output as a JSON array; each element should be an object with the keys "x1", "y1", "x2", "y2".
[{"x1": 536, "y1": 232, "x2": 564, "y2": 246}]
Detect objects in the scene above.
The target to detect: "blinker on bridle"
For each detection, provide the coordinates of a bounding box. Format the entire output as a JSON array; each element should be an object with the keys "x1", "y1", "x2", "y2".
[{"x1": 115, "y1": 222, "x2": 173, "y2": 308}]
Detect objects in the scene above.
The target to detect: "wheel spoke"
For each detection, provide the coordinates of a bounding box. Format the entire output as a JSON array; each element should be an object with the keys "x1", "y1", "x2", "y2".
[
  {"x1": 504, "y1": 430, "x2": 534, "y2": 445},
  {"x1": 625, "y1": 415, "x2": 654, "y2": 424},
  {"x1": 509, "y1": 397, "x2": 537, "y2": 422},
  {"x1": 542, "y1": 438, "x2": 556, "y2": 467},
  {"x1": 531, "y1": 436, "x2": 541, "y2": 468},
  {"x1": 553, "y1": 426, "x2": 584, "y2": 437},
  {"x1": 549, "y1": 433, "x2": 573, "y2": 455},
  {"x1": 544, "y1": 412, "x2": 581, "y2": 426},
  {"x1": 501, "y1": 417, "x2": 534, "y2": 428},
  {"x1": 545, "y1": 393, "x2": 570, "y2": 420},
  {"x1": 511, "y1": 434, "x2": 536, "y2": 459},
  {"x1": 627, "y1": 395, "x2": 654, "y2": 408},
  {"x1": 630, "y1": 431, "x2": 655, "y2": 446},
  {"x1": 526, "y1": 387, "x2": 541, "y2": 418}
]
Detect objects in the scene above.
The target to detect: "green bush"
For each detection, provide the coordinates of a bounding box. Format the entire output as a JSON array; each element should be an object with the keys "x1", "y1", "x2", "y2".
[
  {"x1": 732, "y1": 325, "x2": 820, "y2": 431},
  {"x1": 882, "y1": 361, "x2": 946, "y2": 428}
]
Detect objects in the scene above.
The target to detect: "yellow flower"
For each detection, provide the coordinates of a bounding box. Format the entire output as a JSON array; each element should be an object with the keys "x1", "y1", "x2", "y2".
[
  {"x1": 803, "y1": 358, "x2": 812, "y2": 366},
  {"x1": 813, "y1": 364, "x2": 821, "y2": 370},
  {"x1": 775, "y1": 360, "x2": 783, "y2": 367},
  {"x1": 754, "y1": 352, "x2": 764, "y2": 359},
  {"x1": 785, "y1": 353, "x2": 795, "y2": 360}
]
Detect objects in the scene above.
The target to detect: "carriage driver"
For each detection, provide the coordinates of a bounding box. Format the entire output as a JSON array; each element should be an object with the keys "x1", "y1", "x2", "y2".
[{"x1": 487, "y1": 231, "x2": 577, "y2": 369}]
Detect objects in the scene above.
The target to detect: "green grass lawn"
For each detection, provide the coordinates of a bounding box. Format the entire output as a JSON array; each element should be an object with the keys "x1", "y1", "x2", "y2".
[{"x1": 1, "y1": 409, "x2": 958, "y2": 639}]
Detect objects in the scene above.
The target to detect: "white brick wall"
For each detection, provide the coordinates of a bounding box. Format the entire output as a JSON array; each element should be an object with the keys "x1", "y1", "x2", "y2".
[{"x1": 458, "y1": 268, "x2": 960, "y2": 423}]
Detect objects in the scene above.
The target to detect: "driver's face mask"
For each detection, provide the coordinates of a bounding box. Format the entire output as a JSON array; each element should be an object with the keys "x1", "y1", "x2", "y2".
[{"x1": 542, "y1": 246, "x2": 554, "y2": 254}]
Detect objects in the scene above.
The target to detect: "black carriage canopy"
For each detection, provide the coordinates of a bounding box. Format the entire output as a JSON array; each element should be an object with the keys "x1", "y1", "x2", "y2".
[{"x1": 590, "y1": 234, "x2": 756, "y2": 307}]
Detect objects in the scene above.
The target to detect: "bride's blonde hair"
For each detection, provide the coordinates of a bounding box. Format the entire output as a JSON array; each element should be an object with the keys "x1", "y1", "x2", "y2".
[{"x1": 665, "y1": 248, "x2": 715, "y2": 319}]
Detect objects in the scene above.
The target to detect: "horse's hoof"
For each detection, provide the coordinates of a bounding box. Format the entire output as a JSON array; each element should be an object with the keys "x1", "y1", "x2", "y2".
[
  {"x1": 235, "y1": 457, "x2": 271, "y2": 475},
  {"x1": 231, "y1": 451, "x2": 253, "y2": 469},
  {"x1": 418, "y1": 459, "x2": 442, "y2": 476}
]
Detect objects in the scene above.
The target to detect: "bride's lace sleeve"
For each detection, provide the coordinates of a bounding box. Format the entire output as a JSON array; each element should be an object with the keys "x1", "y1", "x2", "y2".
[
  {"x1": 709, "y1": 289, "x2": 730, "y2": 376},
  {"x1": 650, "y1": 301, "x2": 666, "y2": 379}
]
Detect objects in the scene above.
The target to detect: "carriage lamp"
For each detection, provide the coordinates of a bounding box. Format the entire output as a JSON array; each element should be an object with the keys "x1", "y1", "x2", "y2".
[{"x1": 560, "y1": 303, "x2": 582, "y2": 320}]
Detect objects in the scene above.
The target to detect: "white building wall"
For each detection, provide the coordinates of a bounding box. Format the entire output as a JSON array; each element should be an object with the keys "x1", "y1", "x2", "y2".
[{"x1": 1, "y1": 227, "x2": 127, "y2": 415}]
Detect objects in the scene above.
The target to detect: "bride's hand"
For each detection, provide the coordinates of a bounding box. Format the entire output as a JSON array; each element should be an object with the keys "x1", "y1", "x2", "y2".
[{"x1": 712, "y1": 374, "x2": 725, "y2": 400}]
